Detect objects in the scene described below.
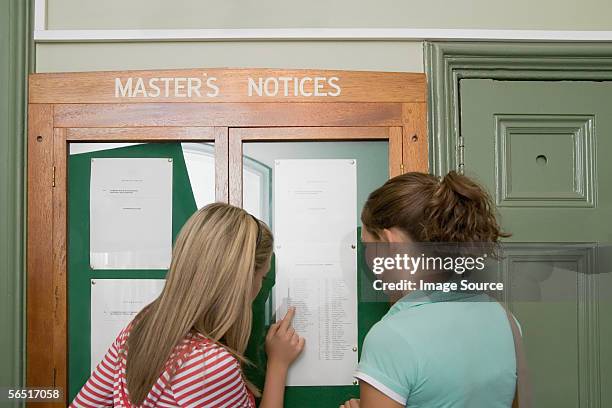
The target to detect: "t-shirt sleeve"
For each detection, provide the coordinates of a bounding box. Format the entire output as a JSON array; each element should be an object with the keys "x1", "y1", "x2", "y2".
[
  {"x1": 70, "y1": 328, "x2": 125, "y2": 408},
  {"x1": 354, "y1": 321, "x2": 416, "y2": 406}
]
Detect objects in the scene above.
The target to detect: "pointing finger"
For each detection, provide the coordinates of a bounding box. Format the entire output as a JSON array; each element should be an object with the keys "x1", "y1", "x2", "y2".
[{"x1": 279, "y1": 306, "x2": 296, "y2": 332}]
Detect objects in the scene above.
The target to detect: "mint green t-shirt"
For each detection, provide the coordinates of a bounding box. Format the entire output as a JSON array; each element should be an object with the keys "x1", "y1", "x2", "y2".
[{"x1": 355, "y1": 291, "x2": 517, "y2": 407}]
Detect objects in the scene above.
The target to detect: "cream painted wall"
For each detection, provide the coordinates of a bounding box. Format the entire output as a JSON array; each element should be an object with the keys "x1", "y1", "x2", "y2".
[
  {"x1": 47, "y1": 0, "x2": 610, "y2": 30},
  {"x1": 35, "y1": 41, "x2": 424, "y2": 73},
  {"x1": 41, "y1": 0, "x2": 612, "y2": 74}
]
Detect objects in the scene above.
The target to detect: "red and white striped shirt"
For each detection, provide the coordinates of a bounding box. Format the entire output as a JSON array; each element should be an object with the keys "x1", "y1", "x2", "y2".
[{"x1": 71, "y1": 326, "x2": 256, "y2": 408}]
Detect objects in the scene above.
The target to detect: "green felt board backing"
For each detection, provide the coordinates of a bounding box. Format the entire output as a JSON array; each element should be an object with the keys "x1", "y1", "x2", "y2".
[{"x1": 68, "y1": 142, "x2": 389, "y2": 407}]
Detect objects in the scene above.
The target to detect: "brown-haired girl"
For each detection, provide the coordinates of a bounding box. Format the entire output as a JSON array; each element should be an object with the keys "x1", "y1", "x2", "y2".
[
  {"x1": 342, "y1": 171, "x2": 518, "y2": 408},
  {"x1": 71, "y1": 203, "x2": 304, "y2": 408}
]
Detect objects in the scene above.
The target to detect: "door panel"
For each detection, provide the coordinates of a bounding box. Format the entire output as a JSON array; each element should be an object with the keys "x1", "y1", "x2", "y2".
[{"x1": 460, "y1": 80, "x2": 612, "y2": 408}]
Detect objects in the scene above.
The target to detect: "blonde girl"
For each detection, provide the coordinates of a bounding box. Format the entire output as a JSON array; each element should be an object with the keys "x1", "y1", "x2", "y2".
[{"x1": 71, "y1": 203, "x2": 304, "y2": 408}]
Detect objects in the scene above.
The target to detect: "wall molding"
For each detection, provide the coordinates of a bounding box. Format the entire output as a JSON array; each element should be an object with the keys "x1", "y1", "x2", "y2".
[
  {"x1": 0, "y1": 0, "x2": 30, "y2": 402},
  {"x1": 424, "y1": 41, "x2": 612, "y2": 175},
  {"x1": 33, "y1": 28, "x2": 612, "y2": 43}
]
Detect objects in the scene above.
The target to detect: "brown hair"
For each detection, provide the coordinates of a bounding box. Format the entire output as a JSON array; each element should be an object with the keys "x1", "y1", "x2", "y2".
[
  {"x1": 125, "y1": 203, "x2": 273, "y2": 404},
  {"x1": 361, "y1": 171, "x2": 510, "y2": 243}
]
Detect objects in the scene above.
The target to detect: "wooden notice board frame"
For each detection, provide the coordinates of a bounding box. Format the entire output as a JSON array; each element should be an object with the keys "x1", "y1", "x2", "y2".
[
  {"x1": 26, "y1": 68, "x2": 428, "y2": 406},
  {"x1": 228, "y1": 126, "x2": 404, "y2": 206}
]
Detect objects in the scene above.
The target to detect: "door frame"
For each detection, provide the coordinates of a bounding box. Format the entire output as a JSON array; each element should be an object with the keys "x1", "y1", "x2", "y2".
[{"x1": 424, "y1": 41, "x2": 612, "y2": 175}]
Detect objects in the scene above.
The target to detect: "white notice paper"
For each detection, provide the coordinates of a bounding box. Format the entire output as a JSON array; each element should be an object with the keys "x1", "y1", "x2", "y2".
[
  {"x1": 90, "y1": 279, "x2": 165, "y2": 372},
  {"x1": 274, "y1": 159, "x2": 358, "y2": 386},
  {"x1": 90, "y1": 158, "x2": 173, "y2": 269}
]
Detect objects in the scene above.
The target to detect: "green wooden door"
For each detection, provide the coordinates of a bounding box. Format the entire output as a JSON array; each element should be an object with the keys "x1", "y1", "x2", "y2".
[{"x1": 460, "y1": 80, "x2": 612, "y2": 408}]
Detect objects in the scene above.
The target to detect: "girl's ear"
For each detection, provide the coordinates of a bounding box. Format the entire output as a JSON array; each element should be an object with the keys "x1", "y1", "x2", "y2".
[
  {"x1": 381, "y1": 227, "x2": 411, "y2": 243},
  {"x1": 361, "y1": 226, "x2": 379, "y2": 243}
]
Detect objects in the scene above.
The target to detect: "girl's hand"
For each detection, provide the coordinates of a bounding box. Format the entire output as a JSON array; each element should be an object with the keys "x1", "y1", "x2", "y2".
[
  {"x1": 265, "y1": 307, "x2": 305, "y2": 368},
  {"x1": 341, "y1": 399, "x2": 360, "y2": 408}
]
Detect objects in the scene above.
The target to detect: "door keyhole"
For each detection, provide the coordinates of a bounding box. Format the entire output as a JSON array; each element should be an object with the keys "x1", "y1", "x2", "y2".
[{"x1": 536, "y1": 154, "x2": 548, "y2": 166}]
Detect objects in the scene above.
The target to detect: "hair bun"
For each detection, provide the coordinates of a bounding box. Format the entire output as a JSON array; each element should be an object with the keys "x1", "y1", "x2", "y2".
[
  {"x1": 361, "y1": 171, "x2": 510, "y2": 245},
  {"x1": 424, "y1": 171, "x2": 510, "y2": 242}
]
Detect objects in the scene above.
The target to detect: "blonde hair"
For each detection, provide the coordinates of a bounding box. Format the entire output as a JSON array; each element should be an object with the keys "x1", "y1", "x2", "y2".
[{"x1": 124, "y1": 203, "x2": 273, "y2": 404}]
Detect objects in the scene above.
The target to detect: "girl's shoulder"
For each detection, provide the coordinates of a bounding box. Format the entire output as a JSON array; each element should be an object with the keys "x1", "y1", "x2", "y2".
[
  {"x1": 183, "y1": 331, "x2": 241, "y2": 367},
  {"x1": 363, "y1": 318, "x2": 411, "y2": 350},
  {"x1": 113, "y1": 323, "x2": 133, "y2": 350}
]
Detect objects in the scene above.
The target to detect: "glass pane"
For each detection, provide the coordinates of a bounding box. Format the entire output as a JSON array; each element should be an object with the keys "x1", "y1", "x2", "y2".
[
  {"x1": 67, "y1": 141, "x2": 216, "y2": 400},
  {"x1": 181, "y1": 142, "x2": 216, "y2": 209},
  {"x1": 242, "y1": 140, "x2": 389, "y2": 403},
  {"x1": 69, "y1": 142, "x2": 216, "y2": 209},
  {"x1": 243, "y1": 141, "x2": 389, "y2": 227}
]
